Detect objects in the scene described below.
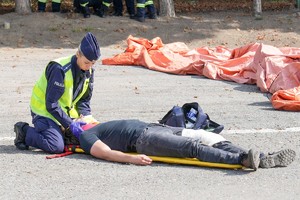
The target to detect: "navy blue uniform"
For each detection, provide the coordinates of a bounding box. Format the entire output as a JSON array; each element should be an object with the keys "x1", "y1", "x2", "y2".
[
  {"x1": 134, "y1": 0, "x2": 156, "y2": 22},
  {"x1": 74, "y1": 0, "x2": 102, "y2": 17},
  {"x1": 113, "y1": 0, "x2": 135, "y2": 16}
]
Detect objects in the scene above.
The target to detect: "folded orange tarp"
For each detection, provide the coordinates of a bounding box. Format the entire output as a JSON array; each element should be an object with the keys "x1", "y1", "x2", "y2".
[{"x1": 102, "y1": 35, "x2": 300, "y2": 111}]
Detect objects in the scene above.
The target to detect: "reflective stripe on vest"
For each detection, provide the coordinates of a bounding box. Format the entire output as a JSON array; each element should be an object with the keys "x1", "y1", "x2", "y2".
[
  {"x1": 80, "y1": 2, "x2": 89, "y2": 7},
  {"x1": 136, "y1": 3, "x2": 145, "y2": 8},
  {"x1": 30, "y1": 56, "x2": 91, "y2": 125},
  {"x1": 145, "y1": 0, "x2": 154, "y2": 6},
  {"x1": 102, "y1": 1, "x2": 111, "y2": 7}
]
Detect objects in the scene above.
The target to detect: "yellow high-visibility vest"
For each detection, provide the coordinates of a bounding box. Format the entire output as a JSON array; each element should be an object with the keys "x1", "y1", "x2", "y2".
[{"x1": 30, "y1": 55, "x2": 91, "y2": 125}]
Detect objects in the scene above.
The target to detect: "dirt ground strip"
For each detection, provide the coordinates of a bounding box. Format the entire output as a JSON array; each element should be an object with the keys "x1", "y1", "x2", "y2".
[
  {"x1": 0, "y1": 9, "x2": 300, "y2": 200},
  {"x1": 1, "y1": 9, "x2": 300, "y2": 50}
]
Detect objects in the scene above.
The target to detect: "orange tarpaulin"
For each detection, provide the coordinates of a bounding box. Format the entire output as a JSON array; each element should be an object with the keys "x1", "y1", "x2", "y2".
[{"x1": 102, "y1": 35, "x2": 300, "y2": 111}]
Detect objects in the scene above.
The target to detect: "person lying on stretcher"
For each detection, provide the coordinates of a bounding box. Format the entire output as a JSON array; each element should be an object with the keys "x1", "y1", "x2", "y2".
[{"x1": 69, "y1": 119, "x2": 296, "y2": 171}]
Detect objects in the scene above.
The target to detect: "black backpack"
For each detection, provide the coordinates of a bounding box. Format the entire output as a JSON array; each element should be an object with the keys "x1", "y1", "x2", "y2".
[{"x1": 159, "y1": 102, "x2": 224, "y2": 134}]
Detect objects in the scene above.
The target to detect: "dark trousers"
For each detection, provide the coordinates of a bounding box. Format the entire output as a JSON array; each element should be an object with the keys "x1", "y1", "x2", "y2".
[
  {"x1": 136, "y1": 0, "x2": 155, "y2": 17},
  {"x1": 113, "y1": 0, "x2": 135, "y2": 15},
  {"x1": 136, "y1": 124, "x2": 243, "y2": 164},
  {"x1": 25, "y1": 114, "x2": 65, "y2": 154},
  {"x1": 75, "y1": 0, "x2": 102, "y2": 10}
]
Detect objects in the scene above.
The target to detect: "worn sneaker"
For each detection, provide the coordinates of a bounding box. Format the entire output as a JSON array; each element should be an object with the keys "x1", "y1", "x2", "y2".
[
  {"x1": 241, "y1": 149, "x2": 260, "y2": 171},
  {"x1": 14, "y1": 122, "x2": 29, "y2": 150},
  {"x1": 259, "y1": 149, "x2": 296, "y2": 168}
]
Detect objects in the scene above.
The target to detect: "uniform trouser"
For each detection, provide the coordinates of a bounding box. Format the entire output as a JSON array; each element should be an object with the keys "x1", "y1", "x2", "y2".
[
  {"x1": 102, "y1": 0, "x2": 113, "y2": 8},
  {"x1": 135, "y1": 124, "x2": 244, "y2": 164},
  {"x1": 77, "y1": 0, "x2": 102, "y2": 10},
  {"x1": 38, "y1": 0, "x2": 61, "y2": 12},
  {"x1": 79, "y1": 0, "x2": 112, "y2": 11},
  {"x1": 136, "y1": 0, "x2": 155, "y2": 17},
  {"x1": 113, "y1": 0, "x2": 135, "y2": 15},
  {"x1": 25, "y1": 114, "x2": 65, "y2": 154}
]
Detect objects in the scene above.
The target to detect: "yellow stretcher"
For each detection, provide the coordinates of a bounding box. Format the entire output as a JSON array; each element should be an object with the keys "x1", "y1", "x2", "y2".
[
  {"x1": 55, "y1": 145, "x2": 243, "y2": 170},
  {"x1": 141, "y1": 155, "x2": 243, "y2": 169}
]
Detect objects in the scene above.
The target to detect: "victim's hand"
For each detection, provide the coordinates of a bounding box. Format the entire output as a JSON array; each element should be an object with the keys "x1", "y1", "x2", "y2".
[{"x1": 132, "y1": 154, "x2": 152, "y2": 165}]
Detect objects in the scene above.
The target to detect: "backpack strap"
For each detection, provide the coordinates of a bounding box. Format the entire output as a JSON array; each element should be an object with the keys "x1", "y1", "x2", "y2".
[{"x1": 203, "y1": 115, "x2": 224, "y2": 134}]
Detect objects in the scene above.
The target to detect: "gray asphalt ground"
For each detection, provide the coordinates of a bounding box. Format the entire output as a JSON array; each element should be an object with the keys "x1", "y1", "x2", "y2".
[{"x1": 0, "y1": 47, "x2": 300, "y2": 200}]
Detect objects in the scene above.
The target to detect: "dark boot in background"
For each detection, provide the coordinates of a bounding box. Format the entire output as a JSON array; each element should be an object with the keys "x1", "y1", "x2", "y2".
[
  {"x1": 52, "y1": 2, "x2": 61, "y2": 12},
  {"x1": 133, "y1": 7, "x2": 145, "y2": 22},
  {"x1": 125, "y1": 0, "x2": 135, "y2": 18},
  {"x1": 146, "y1": 4, "x2": 157, "y2": 19},
  {"x1": 112, "y1": 0, "x2": 123, "y2": 16},
  {"x1": 81, "y1": 6, "x2": 91, "y2": 18},
  {"x1": 96, "y1": 5, "x2": 109, "y2": 18},
  {"x1": 38, "y1": 2, "x2": 46, "y2": 12}
]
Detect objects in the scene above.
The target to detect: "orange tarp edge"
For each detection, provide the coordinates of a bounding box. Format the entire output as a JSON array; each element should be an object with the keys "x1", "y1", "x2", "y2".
[{"x1": 102, "y1": 35, "x2": 300, "y2": 111}]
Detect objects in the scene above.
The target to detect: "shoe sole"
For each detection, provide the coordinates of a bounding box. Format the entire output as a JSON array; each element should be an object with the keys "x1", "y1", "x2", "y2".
[
  {"x1": 260, "y1": 149, "x2": 296, "y2": 168},
  {"x1": 13, "y1": 122, "x2": 22, "y2": 144},
  {"x1": 249, "y1": 149, "x2": 260, "y2": 171},
  {"x1": 14, "y1": 122, "x2": 29, "y2": 150}
]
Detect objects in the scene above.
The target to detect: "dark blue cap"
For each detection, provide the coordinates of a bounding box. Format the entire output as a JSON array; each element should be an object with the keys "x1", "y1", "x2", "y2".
[{"x1": 79, "y1": 32, "x2": 101, "y2": 61}]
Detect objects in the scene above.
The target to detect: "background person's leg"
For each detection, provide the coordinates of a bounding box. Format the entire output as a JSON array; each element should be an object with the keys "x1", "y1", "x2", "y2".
[
  {"x1": 98, "y1": 0, "x2": 113, "y2": 17},
  {"x1": 113, "y1": 0, "x2": 123, "y2": 16},
  {"x1": 134, "y1": 0, "x2": 145, "y2": 22},
  {"x1": 52, "y1": 0, "x2": 61, "y2": 12},
  {"x1": 91, "y1": 0, "x2": 103, "y2": 16},
  {"x1": 79, "y1": 0, "x2": 91, "y2": 18},
  {"x1": 145, "y1": 0, "x2": 156, "y2": 19},
  {"x1": 38, "y1": 0, "x2": 47, "y2": 12},
  {"x1": 125, "y1": 0, "x2": 135, "y2": 17}
]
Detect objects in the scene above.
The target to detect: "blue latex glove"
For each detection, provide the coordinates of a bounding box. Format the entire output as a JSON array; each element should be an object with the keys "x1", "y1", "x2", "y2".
[{"x1": 69, "y1": 121, "x2": 87, "y2": 139}]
